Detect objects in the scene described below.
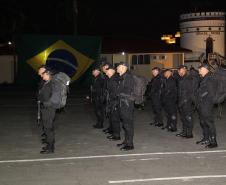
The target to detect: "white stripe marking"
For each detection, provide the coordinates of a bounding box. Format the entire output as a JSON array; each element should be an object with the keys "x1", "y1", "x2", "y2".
[
  {"x1": 139, "y1": 158, "x2": 160, "y2": 161},
  {"x1": 108, "y1": 175, "x2": 226, "y2": 184},
  {"x1": 196, "y1": 156, "x2": 206, "y2": 159},
  {"x1": 0, "y1": 150, "x2": 226, "y2": 164},
  {"x1": 123, "y1": 159, "x2": 137, "y2": 162}
]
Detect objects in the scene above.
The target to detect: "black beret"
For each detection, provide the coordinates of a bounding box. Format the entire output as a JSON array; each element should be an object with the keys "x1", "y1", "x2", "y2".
[{"x1": 178, "y1": 65, "x2": 188, "y2": 70}]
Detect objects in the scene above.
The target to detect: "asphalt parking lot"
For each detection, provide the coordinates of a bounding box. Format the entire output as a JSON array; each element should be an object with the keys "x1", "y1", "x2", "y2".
[{"x1": 0, "y1": 87, "x2": 226, "y2": 185}]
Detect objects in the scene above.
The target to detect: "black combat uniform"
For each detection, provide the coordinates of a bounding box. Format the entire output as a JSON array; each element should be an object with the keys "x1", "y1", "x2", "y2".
[
  {"x1": 39, "y1": 79, "x2": 56, "y2": 153},
  {"x1": 177, "y1": 74, "x2": 195, "y2": 138},
  {"x1": 37, "y1": 79, "x2": 46, "y2": 137},
  {"x1": 162, "y1": 75, "x2": 178, "y2": 131},
  {"x1": 117, "y1": 71, "x2": 135, "y2": 150},
  {"x1": 149, "y1": 74, "x2": 163, "y2": 127},
  {"x1": 92, "y1": 73, "x2": 105, "y2": 128},
  {"x1": 102, "y1": 74, "x2": 112, "y2": 133},
  {"x1": 197, "y1": 71, "x2": 217, "y2": 148},
  {"x1": 106, "y1": 73, "x2": 121, "y2": 140}
]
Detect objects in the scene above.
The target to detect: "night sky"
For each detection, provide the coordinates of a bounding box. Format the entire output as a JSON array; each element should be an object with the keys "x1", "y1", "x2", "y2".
[
  {"x1": 78, "y1": 0, "x2": 225, "y2": 38},
  {"x1": 0, "y1": 0, "x2": 225, "y2": 42}
]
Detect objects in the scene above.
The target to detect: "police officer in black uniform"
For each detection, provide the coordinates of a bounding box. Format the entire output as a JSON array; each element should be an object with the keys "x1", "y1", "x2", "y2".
[
  {"x1": 149, "y1": 67, "x2": 163, "y2": 127},
  {"x1": 176, "y1": 65, "x2": 195, "y2": 138},
  {"x1": 196, "y1": 64, "x2": 218, "y2": 148},
  {"x1": 39, "y1": 68, "x2": 56, "y2": 154},
  {"x1": 91, "y1": 67, "x2": 105, "y2": 129},
  {"x1": 116, "y1": 62, "x2": 135, "y2": 151},
  {"x1": 100, "y1": 62, "x2": 112, "y2": 134},
  {"x1": 105, "y1": 66, "x2": 121, "y2": 140},
  {"x1": 37, "y1": 65, "x2": 47, "y2": 139},
  {"x1": 162, "y1": 69, "x2": 178, "y2": 132}
]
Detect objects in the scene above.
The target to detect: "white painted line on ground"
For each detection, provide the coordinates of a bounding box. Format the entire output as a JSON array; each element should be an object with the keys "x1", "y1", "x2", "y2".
[
  {"x1": 123, "y1": 159, "x2": 137, "y2": 162},
  {"x1": 108, "y1": 175, "x2": 226, "y2": 184},
  {"x1": 0, "y1": 150, "x2": 226, "y2": 164},
  {"x1": 195, "y1": 156, "x2": 206, "y2": 159},
  {"x1": 139, "y1": 158, "x2": 160, "y2": 161}
]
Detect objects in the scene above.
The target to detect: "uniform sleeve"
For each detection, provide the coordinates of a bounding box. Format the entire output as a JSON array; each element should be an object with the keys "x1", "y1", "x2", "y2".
[{"x1": 206, "y1": 78, "x2": 215, "y2": 101}]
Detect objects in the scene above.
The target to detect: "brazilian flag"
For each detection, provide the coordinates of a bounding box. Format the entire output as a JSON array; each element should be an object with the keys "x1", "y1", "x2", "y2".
[{"x1": 16, "y1": 35, "x2": 101, "y2": 86}]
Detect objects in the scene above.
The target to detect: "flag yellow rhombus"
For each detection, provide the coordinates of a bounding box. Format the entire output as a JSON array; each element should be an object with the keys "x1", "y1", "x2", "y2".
[{"x1": 27, "y1": 40, "x2": 94, "y2": 81}]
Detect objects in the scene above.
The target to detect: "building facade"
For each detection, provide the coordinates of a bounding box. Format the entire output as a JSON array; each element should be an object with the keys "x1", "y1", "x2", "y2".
[
  {"x1": 101, "y1": 51, "x2": 187, "y2": 80},
  {"x1": 180, "y1": 11, "x2": 225, "y2": 67}
]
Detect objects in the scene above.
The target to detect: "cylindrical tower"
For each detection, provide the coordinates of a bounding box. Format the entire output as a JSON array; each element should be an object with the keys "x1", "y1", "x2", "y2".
[{"x1": 179, "y1": 11, "x2": 225, "y2": 63}]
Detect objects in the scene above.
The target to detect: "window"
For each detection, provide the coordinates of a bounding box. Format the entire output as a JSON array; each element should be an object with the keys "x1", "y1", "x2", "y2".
[
  {"x1": 152, "y1": 55, "x2": 158, "y2": 60},
  {"x1": 208, "y1": 27, "x2": 212, "y2": 31},
  {"x1": 138, "y1": 55, "x2": 143, "y2": 64},
  {"x1": 197, "y1": 27, "x2": 199, "y2": 31},
  {"x1": 219, "y1": 27, "x2": 221, "y2": 31},
  {"x1": 132, "y1": 55, "x2": 138, "y2": 65},
  {"x1": 144, "y1": 55, "x2": 150, "y2": 64},
  {"x1": 160, "y1": 55, "x2": 166, "y2": 60}
]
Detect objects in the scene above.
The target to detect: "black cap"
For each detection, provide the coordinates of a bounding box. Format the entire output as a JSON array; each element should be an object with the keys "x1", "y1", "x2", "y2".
[
  {"x1": 92, "y1": 66, "x2": 101, "y2": 71},
  {"x1": 198, "y1": 63, "x2": 210, "y2": 70},
  {"x1": 163, "y1": 68, "x2": 173, "y2": 73},
  {"x1": 43, "y1": 67, "x2": 55, "y2": 75},
  {"x1": 117, "y1": 61, "x2": 129, "y2": 67},
  {"x1": 178, "y1": 65, "x2": 188, "y2": 70},
  {"x1": 101, "y1": 61, "x2": 111, "y2": 67},
  {"x1": 106, "y1": 65, "x2": 115, "y2": 70},
  {"x1": 152, "y1": 67, "x2": 161, "y2": 71},
  {"x1": 101, "y1": 62, "x2": 113, "y2": 70}
]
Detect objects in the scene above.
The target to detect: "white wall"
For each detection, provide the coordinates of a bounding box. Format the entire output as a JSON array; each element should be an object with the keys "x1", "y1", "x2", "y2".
[
  {"x1": 112, "y1": 54, "x2": 127, "y2": 64},
  {"x1": 0, "y1": 55, "x2": 15, "y2": 83}
]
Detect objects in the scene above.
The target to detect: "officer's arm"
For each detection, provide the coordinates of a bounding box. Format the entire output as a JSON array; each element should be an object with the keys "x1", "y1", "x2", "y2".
[{"x1": 207, "y1": 79, "x2": 215, "y2": 101}]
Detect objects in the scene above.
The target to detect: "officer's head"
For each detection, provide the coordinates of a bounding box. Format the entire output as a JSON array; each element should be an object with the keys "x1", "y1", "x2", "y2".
[
  {"x1": 92, "y1": 68, "x2": 101, "y2": 77},
  {"x1": 163, "y1": 69, "x2": 173, "y2": 79},
  {"x1": 42, "y1": 68, "x2": 53, "y2": 81},
  {"x1": 152, "y1": 67, "x2": 160, "y2": 77},
  {"x1": 178, "y1": 65, "x2": 188, "y2": 77},
  {"x1": 106, "y1": 66, "x2": 115, "y2": 78},
  {"x1": 101, "y1": 62, "x2": 111, "y2": 74},
  {"x1": 38, "y1": 65, "x2": 46, "y2": 78},
  {"x1": 117, "y1": 62, "x2": 128, "y2": 76},
  {"x1": 198, "y1": 63, "x2": 210, "y2": 77}
]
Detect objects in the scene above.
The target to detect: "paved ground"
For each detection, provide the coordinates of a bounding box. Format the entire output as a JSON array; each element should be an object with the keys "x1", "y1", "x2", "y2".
[{"x1": 0, "y1": 87, "x2": 226, "y2": 185}]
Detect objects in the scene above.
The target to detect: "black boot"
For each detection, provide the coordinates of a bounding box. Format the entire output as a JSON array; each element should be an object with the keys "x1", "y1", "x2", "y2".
[
  {"x1": 185, "y1": 129, "x2": 193, "y2": 139},
  {"x1": 196, "y1": 138, "x2": 209, "y2": 145},
  {"x1": 120, "y1": 145, "x2": 134, "y2": 151},
  {"x1": 117, "y1": 142, "x2": 126, "y2": 147},
  {"x1": 185, "y1": 134, "x2": 193, "y2": 138},
  {"x1": 149, "y1": 122, "x2": 156, "y2": 126},
  {"x1": 103, "y1": 128, "x2": 110, "y2": 132},
  {"x1": 40, "y1": 144, "x2": 54, "y2": 154},
  {"x1": 107, "y1": 135, "x2": 121, "y2": 140},
  {"x1": 155, "y1": 122, "x2": 164, "y2": 127},
  {"x1": 176, "y1": 132, "x2": 187, "y2": 137},
  {"x1": 41, "y1": 133, "x2": 47, "y2": 138},
  {"x1": 205, "y1": 137, "x2": 218, "y2": 148}
]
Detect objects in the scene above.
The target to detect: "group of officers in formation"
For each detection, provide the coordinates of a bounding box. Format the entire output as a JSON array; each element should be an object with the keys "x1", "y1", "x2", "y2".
[
  {"x1": 36, "y1": 60, "x2": 219, "y2": 154},
  {"x1": 91, "y1": 61, "x2": 218, "y2": 151}
]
